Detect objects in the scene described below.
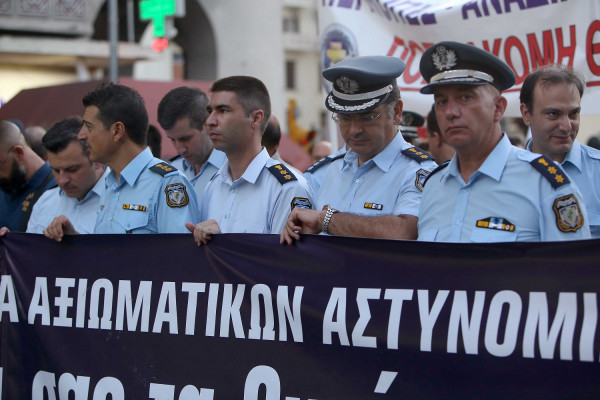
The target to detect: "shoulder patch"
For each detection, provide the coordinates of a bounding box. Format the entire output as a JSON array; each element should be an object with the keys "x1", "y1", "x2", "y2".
[
  {"x1": 268, "y1": 164, "x2": 298, "y2": 184},
  {"x1": 529, "y1": 155, "x2": 570, "y2": 189},
  {"x1": 402, "y1": 147, "x2": 433, "y2": 163},
  {"x1": 150, "y1": 162, "x2": 178, "y2": 176},
  {"x1": 291, "y1": 197, "x2": 312, "y2": 210},
  {"x1": 304, "y1": 153, "x2": 346, "y2": 174},
  {"x1": 165, "y1": 183, "x2": 189, "y2": 208},
  {"x1": 423, "y1": 161, "x2": 449, "y2": 187},
  {"x1": 553, "y1": 194, "x2": 584, "y2": 232}
]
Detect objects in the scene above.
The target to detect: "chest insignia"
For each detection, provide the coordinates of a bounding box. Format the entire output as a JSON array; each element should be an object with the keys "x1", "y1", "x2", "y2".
[{"x1": 476, "y1": 217, "x2": 515, "y2": 232}]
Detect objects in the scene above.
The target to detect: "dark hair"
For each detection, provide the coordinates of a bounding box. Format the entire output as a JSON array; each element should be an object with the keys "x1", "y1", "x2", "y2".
[
  {"x1": 82, "y1": 83, "x2": 149, "y2": 145},
  {"x1": 261, "y1": 118, "x2": 281, "y2": 149},
  {"x1": 146, "y1": 125, "x2": 162, "y2": 157},
  {"x1": 587, "y1": 135, "x2": 600, "y2": 150},
  {"x1": 42, "y1": 117, "x2": 85, "y2": 154},
  {"x1": 520, "y1": 64, "x2": 585, "y2": 113},
  {"x1": 157, "y1": 86, "x2": 209, "y2": 131},
  {"x1": 426, "y1": 105, "x2": 440, "y2": 136},
  {"x1": 210, "y1": 76, "x2": 271, "y2": 132}
]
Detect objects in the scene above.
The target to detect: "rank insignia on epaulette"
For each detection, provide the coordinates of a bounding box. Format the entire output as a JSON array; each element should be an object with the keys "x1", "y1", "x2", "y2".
[
  {"x1": 402, "y1": 147, "x2": 433, "y2": 162},
  {"x1": 268, "y1": 164, "x2": 298, "y2": 184},
  {"x1": 364, "y1": 202, "x2": 383, "y2": 210},
  {"x1": 476, "y1": 217, "x2": 515, "y2": 232},
  {"x1": 150, "y1": 163, "x2": 177, "y2": 176},
  {"x1": 553, "y1": 194, "x2": 584, "y2": 232},
  {"x1": 165, "y1": 183, "x2": 189, "y2": 208},
  {"x1": 530, "y1": 156, "x2": 570, "y2": 189},
  {"x1": 122, "y1": 204, "x2": 147, "y2": 212},
  {"x1": 415, "y1": 169, "x2": 431, "y2": 192},
  {"x1": 291, "y1": 197, "x2": 312, "y2": 210}
]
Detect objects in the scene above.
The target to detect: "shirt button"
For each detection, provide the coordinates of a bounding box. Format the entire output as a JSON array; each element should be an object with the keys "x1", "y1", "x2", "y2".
[{"x1": 355, "y1": 179, "x2": 360, "y2": 183}]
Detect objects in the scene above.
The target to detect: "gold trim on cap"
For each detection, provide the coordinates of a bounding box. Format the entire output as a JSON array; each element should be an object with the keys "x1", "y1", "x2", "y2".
[{"x1": 430, "y1": 69, "x2": 493, "y2": 84}]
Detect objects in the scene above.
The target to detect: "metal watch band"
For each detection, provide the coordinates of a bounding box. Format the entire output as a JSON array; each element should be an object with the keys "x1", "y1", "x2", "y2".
[{"x1": 321, "y1": 205, "x2": 339, "y2": 234}]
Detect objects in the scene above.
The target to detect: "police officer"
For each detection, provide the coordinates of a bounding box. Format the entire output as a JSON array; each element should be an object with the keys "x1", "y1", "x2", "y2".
[
  {"x1": 303, "y1": 144, "x2": 346, "y2": 195},
  {"x1": 520, "y1": 64, "x2": 600, "y2": 238},
  {"x1": 44, "y1": 83, "x2": 200, "y2": 241},
  {"x1": 417, "y1": 41, "x2": 590, "y2": 242},
  {"x1": 157, "y1": 87, "x2": 226, "y2": 200},
  {"x1": 399, "y1": 110, "x2": 424, "y2": 144},
  {"x1": 281, "y1": 56, "x2": 437, "y2": 243},
  {"x1": 26, "y1": 117, "x2": 107, "y2": 234},
  {"x1": 186, "y1": 76, "x2": 314, "y2": 246}
]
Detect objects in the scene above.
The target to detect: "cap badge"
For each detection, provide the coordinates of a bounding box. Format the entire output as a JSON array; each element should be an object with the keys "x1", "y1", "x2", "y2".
[
  {"x1": 402, "y1": 114, "x2": 413, "y2": 125},
  {"x1": 432, "y1": 45, "x2": 457, "y2": 71},
  {"x1": 336, "y1": 75, "x2": 360, "y2": 94}
]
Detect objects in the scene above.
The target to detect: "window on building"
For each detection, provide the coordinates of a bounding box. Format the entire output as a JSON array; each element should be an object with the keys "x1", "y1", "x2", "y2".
[
  {"x1": 286, "y1": 61, "x2": 296, "y2": 90},
  {"x1": 283, "y1": 9, "x2": 300, "y2": 33}
]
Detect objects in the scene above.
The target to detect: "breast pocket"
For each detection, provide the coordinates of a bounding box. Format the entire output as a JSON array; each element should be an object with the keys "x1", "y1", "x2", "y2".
[
  {"x1": 470, "y1": 228, "x2": 517, "y2": 243},
  {"x1": 116, "y1": 209, "x2": 150, "y2": 233}
]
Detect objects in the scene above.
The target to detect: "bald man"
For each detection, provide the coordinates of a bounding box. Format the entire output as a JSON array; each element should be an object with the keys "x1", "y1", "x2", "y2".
[{"x1": 0, "y1": 120, "x2": 57, "y2": 231}]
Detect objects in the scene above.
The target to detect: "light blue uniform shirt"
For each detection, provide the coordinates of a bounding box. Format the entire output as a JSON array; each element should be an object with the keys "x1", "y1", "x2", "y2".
[
  {"x1": 317, "y1": 133, "x2": 437, "y2": 217},
  {"x1": 170, "y1": 148, "x2": 226, "y2": 200},
  {"x1": 96, "y1": 148, "x2": 200, "y2": 233},
  {"x1": 419, "y1": 134, "x2": 591, "y2": 242},
  {"x1": 26, "y1": 169, "x2": 109, "y2": 234},
  {"x1": 527, "y1": 140, "x2": 600, "y2": 238},
  {"x1": 200, "y1": 148, "x2": 314, "y2": 234},
  {"x1": 304, "y1": 146, "x2": 347, "y2": 195}
]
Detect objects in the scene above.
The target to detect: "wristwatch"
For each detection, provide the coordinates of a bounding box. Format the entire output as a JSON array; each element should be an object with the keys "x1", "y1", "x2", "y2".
[{"x1": 321, "y1": 205, "x2": 339, "y2": 234}]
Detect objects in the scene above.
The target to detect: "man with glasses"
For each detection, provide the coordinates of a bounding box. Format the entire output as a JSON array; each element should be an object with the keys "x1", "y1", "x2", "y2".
[
  {"x1": 0, "y1": 119, "x2": 57, "y2": 231},
  {"x1": 280, "y1": 56, "x2": 437, "y2": 243}
]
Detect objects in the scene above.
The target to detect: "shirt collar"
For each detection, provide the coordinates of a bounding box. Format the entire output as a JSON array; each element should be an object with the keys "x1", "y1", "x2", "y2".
[
  {"x1": 218, "y1": 148, "x2": 269, "y2": 185},
  {"x1": 562, "y1": 140, "x2": 582, "y2": 173},
  {"x1": 442, "y1": 133, "x2": 511, "y2": 183},
  {"x1": 107, "y1": 147, "x2": 153, "y2": 187},
  {"x1": 181, "y1": 149, "x2": 227, "y2": 174}
]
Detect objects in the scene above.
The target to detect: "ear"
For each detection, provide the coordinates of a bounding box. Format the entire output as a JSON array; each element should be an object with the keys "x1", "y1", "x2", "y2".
[
  {"x1": 11, "y1": 144, "x2": 25, "y2": 162},
  {"x1": 493, "y1": 96, "x2": 507, "y2": 123},
  {"x1": 111, "y1": 121, "x2": 127, "y2": 142},
  {"x1": 250, "y1": 110, "x2": 265, "y2": 129},
  {"x1": 391, "y1": 100, "x2": 404, "y2": 125},
  {"x1": 520, "y1": 103, "x2": 532, "y2": 126}
]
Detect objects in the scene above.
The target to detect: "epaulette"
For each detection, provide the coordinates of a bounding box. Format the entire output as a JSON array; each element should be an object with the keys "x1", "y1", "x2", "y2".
[
  {"x1": 268, "y1": 164, "x2": 298, "y2": 184},
  {"x1": 402, "y1": 146, "x2": 433, "y2": 162},
  {"x1": 423, "y1": 161, "x2": 449, "y2": 187},
  {"x1": 529, "y1": 155, "x2": 570, "y2": 189},
  {"x1": 169, "y1": 154, "x2": 182, "y2": 162},
  {"x1": 304, "y1": 153, "x2": 346, "y2": 174},
  {"x1": 149, "y1": 162, "x2": 178, "y2": 176}
]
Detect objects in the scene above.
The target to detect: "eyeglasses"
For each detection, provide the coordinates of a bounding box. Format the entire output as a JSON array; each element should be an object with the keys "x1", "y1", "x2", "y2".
[
  {"x1": 0, "y1": 146, "x2": 14, "y2": 168},
  {"x1": 331, "y1": 111, "x2": 384, "y2": 127}
]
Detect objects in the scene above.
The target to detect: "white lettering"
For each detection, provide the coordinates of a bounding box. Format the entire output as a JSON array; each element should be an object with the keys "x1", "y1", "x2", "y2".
[
  {"x1": 276, "y1": 286, "x2": 303, "y2": 342},
  {"x1": 88, "y1": 279, "x2": 113, "y2": 330},
  {"x1": 484, "y1": 290, "x2": 522, "y2": 357},
  {"x1": 152, "y1": 282, "x2": 178, "y2": 334},
  {"x1": 28, "y1": 277, "x2": 51, "y2": 325},
  {"x1": 384, "y1": 289, "x2": 413, "y2": 350},
  {"x1": 0, "y1": 275, "x2": 18, "y2": 322},
  {"x1": 243, "y1": 366, "x2": 280, "y2": 400},
  {"x1": 323, "y1": 287, "x2": 349, "y2": 346},
  {"x1": 182, "y1": 282, "x2": 206, "y2": 335},
  {"x1": 352, "y1": 288, "x2": 380, "y2": 348},
  {"x1": 447, "y1": 291, "x2": 485, "y2": 354},
  {"x1": 418, "y1": 290, "x2": 449, "y2": 352},
  {"x1": 220, "y1": 284, "x2": 245, "y2": 338},
  {"x1": 115, "y1": 280, "x2": 152, "y2": 332},
  {"x1": 249, "y1": 284, "x2": 275, "y2": 340},
  {"x1": 53, "y1": 278, "x2": 75, "y2": 327}
]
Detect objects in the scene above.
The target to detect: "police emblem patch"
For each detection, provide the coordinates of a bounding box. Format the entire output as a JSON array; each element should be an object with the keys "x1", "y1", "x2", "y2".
[
  {"x1": 432, "y1": 45, "x2": 457, "y2": 71},
  {"x1": 165, "y1": 183, "x2": 189, "y2": 208},
  {"x1": 415, "y1": 169, "x2": 430, "y2": 192},
  {"x1": 553, "y1": 194, "x2": 584, "y2": 232},
  {"x1": 291, "y1": 197, "x2": 312, "y2": 210}
]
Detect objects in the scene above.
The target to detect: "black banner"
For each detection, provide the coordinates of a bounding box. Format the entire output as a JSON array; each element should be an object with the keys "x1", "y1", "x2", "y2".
[{"x1": 1, "y1": 233, "x2": 599, "y2": 399}]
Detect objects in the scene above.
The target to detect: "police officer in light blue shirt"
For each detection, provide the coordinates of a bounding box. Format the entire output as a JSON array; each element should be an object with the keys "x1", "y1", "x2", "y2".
[
  {"x1": 200, "y1": 147, "x2": 314, "y2": 234},
  {"x1": 158, "y1": 86, "x2": 227, "y2": 202},
  {"x1": 96, "y1": 148, "x2": 199, "y2": 233},
  {"x1": 25, "y1": 117, "x2": 108, "y2": 234},
  {"x1": 281, "y1": 55, "x2": 436, "y2": 244},
  {"x1": 44, "y1": 84, "x2": 200, "y2": 241},
  {"x1": 520, "y1": 64, "x2": 600, "y2": 238},
  {"x1": 417, "y1": 41, "x2": 590, "y2": 242}
]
